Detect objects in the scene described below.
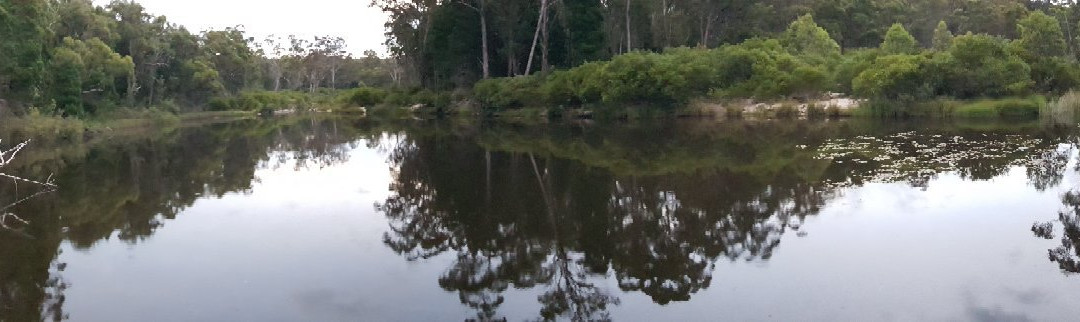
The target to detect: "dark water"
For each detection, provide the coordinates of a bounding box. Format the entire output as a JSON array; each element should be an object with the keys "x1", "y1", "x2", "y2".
[{"x1": 2, "y1": 117, "x2": 1080, "y2": 321}]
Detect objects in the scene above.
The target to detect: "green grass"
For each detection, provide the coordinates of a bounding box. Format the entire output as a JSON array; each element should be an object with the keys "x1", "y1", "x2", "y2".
[
  {"x1": 864, "y1": 97, "x2": 1044, "y2": 119},
  {"x1": 951, "y1": 97, "x2": 1044, "y2": 119}
]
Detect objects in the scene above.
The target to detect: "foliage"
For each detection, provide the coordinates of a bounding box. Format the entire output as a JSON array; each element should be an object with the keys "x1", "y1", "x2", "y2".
[
  {"x1": 881, "y1": 24, "x2": 918, "y2": 54},
  {"x1": 853, "y1": 54, "x2": 930, "y2": 101},
  {"x1": 0, "y1": 0, "x2": 398, "y2": 118},
  {"x1": 7, "y1": 0, "x2": 1080, "y2": 119},
  {"x1": 932, "y1": 21, "x2": 954, "y2": 51},
  {"x1": 474, "y1": 76, "x2": 543, "y2": 110},
  {"x1": 474, "y1": 35, "x2": 845, "y2": 110},
  {"x1": 938, "y1": 33, "x2": 1032, "y2": 98},
  {"x1": 1030, "y1": 57, "x2": 1080, "y2": 94},
  {"x1": 48, "y1": 47, "x2": 85, "y2": 117},
  {"x1": 1015, "y1": 11, "x2": 1067, "y2": 59},
  {"x1": 208, "y1": 91, "x2": 316, "y2": 112},
  {"x1": 833, "y1": 49, "x2": 882, "y2": 94},
  {"x1": 339, "y1": 87, "x2": 388, "y2": 107},
  {"x1": 781, "y1": 14, "x2": 842, "y2": 66}
]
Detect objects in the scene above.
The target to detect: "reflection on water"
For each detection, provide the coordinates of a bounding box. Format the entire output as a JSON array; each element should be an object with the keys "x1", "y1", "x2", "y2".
[
  {"x1": 0, "y1": 116, "x2": 373, "y2": 321},
  {"x1": 2, "y1": 118, "x2": 1080, "y2": 320}
]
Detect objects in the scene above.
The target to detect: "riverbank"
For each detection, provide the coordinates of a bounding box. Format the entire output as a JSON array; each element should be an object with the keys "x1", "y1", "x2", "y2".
[
  {"x1": 0, "y1": 110, "x2": 257, "y2": 145},
  {"x1": 1, "y1": 93, "x2": 1071, "y2": 148},
  {"x1": 360, "y1": 94, "x2": 1073, "y2": 123}
]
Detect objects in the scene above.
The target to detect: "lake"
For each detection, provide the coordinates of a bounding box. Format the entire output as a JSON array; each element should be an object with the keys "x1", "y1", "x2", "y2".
[{"x1": 2, "y1": 116, "x2": 1080, "y2": 321}]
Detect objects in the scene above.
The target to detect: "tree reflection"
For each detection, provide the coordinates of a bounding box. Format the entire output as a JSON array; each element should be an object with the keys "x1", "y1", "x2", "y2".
[
  {"x1": 0, "y1": 117, "x2": 1068, "y2": 320},
  {"x1": 1037, "y1": 192, "x2": 1080, "y2": 274},
  {"x1": 376, "y1": 122, "x2": 842, "y2": 317},
  {"x1": 377, "y1": 120, "x2": 1076, "y2": 319},
  {"x1": 0, "y1": 116, "x2": 370, "y2": 321}
]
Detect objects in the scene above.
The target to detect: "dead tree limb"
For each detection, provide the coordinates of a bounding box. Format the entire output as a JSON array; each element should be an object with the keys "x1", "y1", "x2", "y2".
[{"x1": 0, "y1": 139, "x2": 58, "y2": 235}]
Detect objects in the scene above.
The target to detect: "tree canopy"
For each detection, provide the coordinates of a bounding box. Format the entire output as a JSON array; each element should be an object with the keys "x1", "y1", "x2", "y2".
[{"x1": 0, "y1": 0, "x2": 397, "y2": 116}]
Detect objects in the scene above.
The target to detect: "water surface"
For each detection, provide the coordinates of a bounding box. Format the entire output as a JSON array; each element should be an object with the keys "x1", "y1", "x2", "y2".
[{"x1": 2, "y1": 117, "x2": 1080, "y2": 321}]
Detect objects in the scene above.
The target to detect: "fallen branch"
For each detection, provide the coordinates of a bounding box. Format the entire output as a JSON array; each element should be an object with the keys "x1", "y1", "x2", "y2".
[
  {"x1": 0, "y1": 139, "x2": 29, "y2": 167},
  {"x1": 0, "y1": 139, "x2": 58, "y2": 235},
  {"x1": 0, "y1": 172, "x2": 56, "y2": 188}
]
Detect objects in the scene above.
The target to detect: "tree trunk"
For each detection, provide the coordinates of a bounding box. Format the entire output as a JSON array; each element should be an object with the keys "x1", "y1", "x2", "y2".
[
  {"x1": 625, "y1": 0, "x2": 632, "y2": 51},
  {"x1": 701, "y1": 15, "x2": 715, "y2": 48},
  {"x1": 661, "y1": 0, "x2": 668, "y2": 47},
  {"x1": 127, "y1": 69, "x2": 136, "y2": 107},
  {"x1": 479, "y1": 0, "x2": 490, "y2": 79},
  {"x1": 525, "y1": 0, "x2": 549, "y2": 75},
  {"x1": 541, "y1": 7, "x2": 550, "y2": 72},
  {"x1": 127, "y1": 43, "x2": 137, "y2": 107}
]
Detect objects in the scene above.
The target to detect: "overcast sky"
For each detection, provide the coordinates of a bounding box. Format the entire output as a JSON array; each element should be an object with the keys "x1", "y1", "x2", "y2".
[{"x1": 92, "y1": 0, "x2": 389, "y2": 55}]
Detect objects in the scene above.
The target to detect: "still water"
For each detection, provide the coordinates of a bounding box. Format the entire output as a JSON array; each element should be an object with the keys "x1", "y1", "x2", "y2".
[{"x1": 2, "y1": 117, "x2": 1080, "y2": 321}]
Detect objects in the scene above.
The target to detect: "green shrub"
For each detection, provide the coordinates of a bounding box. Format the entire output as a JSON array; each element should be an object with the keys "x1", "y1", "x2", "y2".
[
  {"x1": 598, "y1": 51, "x2": 669, "y2": 104},
  {"x1": 542, "y1": 70, "x2": 579, "y2": 106},
  {"x1": 208, "y1": 91, "x2": 316, "y2": 111},
  {"x1": 339, "y1": 87, "x2": 389, "y2": 107},
  {"x1": 834, "y1": 49, "x2": 882, "y2": 94},
  {"x1": 1030, "y1": 57, "x2": 1080, "y2": 94},
  {"x1": 881, "y1": 23, "x2": 918, "y2": 54},
  {"x1": 853, "y1": 54, "x2": 932, "y2": 101},
  {"x1": 383, "y1": 89, "x2": 415, "y2": 106},
  {"x1": 718, "y1": 39, "x2": 813, "y2": 99},
  {"x1": 474, "y1": 76, "x2": 542, "y2": 110},
  {"x1": 937, "y1": 34, "x2": 1032, "y2": 98}
]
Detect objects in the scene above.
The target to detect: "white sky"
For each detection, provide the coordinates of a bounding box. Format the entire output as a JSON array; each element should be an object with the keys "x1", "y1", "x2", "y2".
[{"x1": 91, "y1": 0, "x2": 389, "y2": 55}]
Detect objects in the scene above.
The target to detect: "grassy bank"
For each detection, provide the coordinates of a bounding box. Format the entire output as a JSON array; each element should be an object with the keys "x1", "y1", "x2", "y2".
[{"x1": 863, "y1": 96, "x2": 1047, "y2": 119}]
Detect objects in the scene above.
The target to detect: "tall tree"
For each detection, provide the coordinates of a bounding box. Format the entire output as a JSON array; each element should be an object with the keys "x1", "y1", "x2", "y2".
[
  {"x1": 0, "y1": 0, "x2": 51, "y2": 104},
  {"x1": 458, "y1": 0, "x2": 491, "y2": 79},
  {"x1": 1016, "y1": 10, "x2": 1067, "y2": 58},
  {"x1": 203, "y1": 27, "x2": 261, "y2": 93},
  {"x1": 881, "y1": 23, "x2": 918, "y2": 54},
  {"x1": 932, "y1": 20, "x2": 953, "y2": 51},
  {"x1": 782, "y1": 14, "x2": 841, "y2": 64}
]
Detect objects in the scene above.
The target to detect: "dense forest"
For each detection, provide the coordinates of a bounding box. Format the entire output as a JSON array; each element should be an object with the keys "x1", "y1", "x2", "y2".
[
  {"x1": 379, "y1": 0, "x2": 1078, "y2": 84},
  {"x1": 375, "y1": 0, "x2": 1080, "y2": 112},
  {"x1": 8, "y1": 0, "x2": 1080, "y2": 118},
  {"x1": 0, "y1": 0, "x2": 397, "y2": 117}
]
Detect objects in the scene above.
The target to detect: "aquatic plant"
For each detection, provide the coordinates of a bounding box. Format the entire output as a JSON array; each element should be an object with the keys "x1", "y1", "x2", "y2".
[{"x1": 1044, "y1": 90, "x2": 1080, "y2": 125}]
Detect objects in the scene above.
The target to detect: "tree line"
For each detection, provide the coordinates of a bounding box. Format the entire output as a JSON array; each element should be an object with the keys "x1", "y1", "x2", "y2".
[
  {"x1": 0, "y1": 0, "x2": 398, "y2": 117},
  {"x1": 439, "y1": 4, "x2": 1080, "y2": 114},
  {"x1": 376, "y1": 0, "x2": 1080, "y2": 93}
]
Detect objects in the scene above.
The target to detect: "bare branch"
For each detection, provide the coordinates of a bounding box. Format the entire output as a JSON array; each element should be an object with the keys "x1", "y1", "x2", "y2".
[
  {"x1": 0, "y1": 139, "x2": 30, "y2": 167},
  {"x1": 0, "y1": 139, "x2": 58, "y2": 235}
]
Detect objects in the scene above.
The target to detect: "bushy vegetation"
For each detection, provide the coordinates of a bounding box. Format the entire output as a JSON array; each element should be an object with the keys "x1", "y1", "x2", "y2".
[
  {"x1": 208, "y1": 91, "x2": 317, "y2": 112},
  {"x1": 468, "y1": 11, "x2": 1080, "y2": 118},
  {"x1": 332, "y1": 87, "x2": 457, "y2": 116},
  {"x1": 1044, "y1": 90, "x2": 1080, "y2": 125},
  {"x1": 473, "y1": 15, "x2": 840, "y2": 110},
  {"x1": 1, "y1": 0, "x2": 398, "y2": 119},
  {"x1": 338, "y1": 87, "x2": 389, "y2": 107},
  {"x1": 866, "y1": 96, "x2": 1045, "y2": 118}
]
